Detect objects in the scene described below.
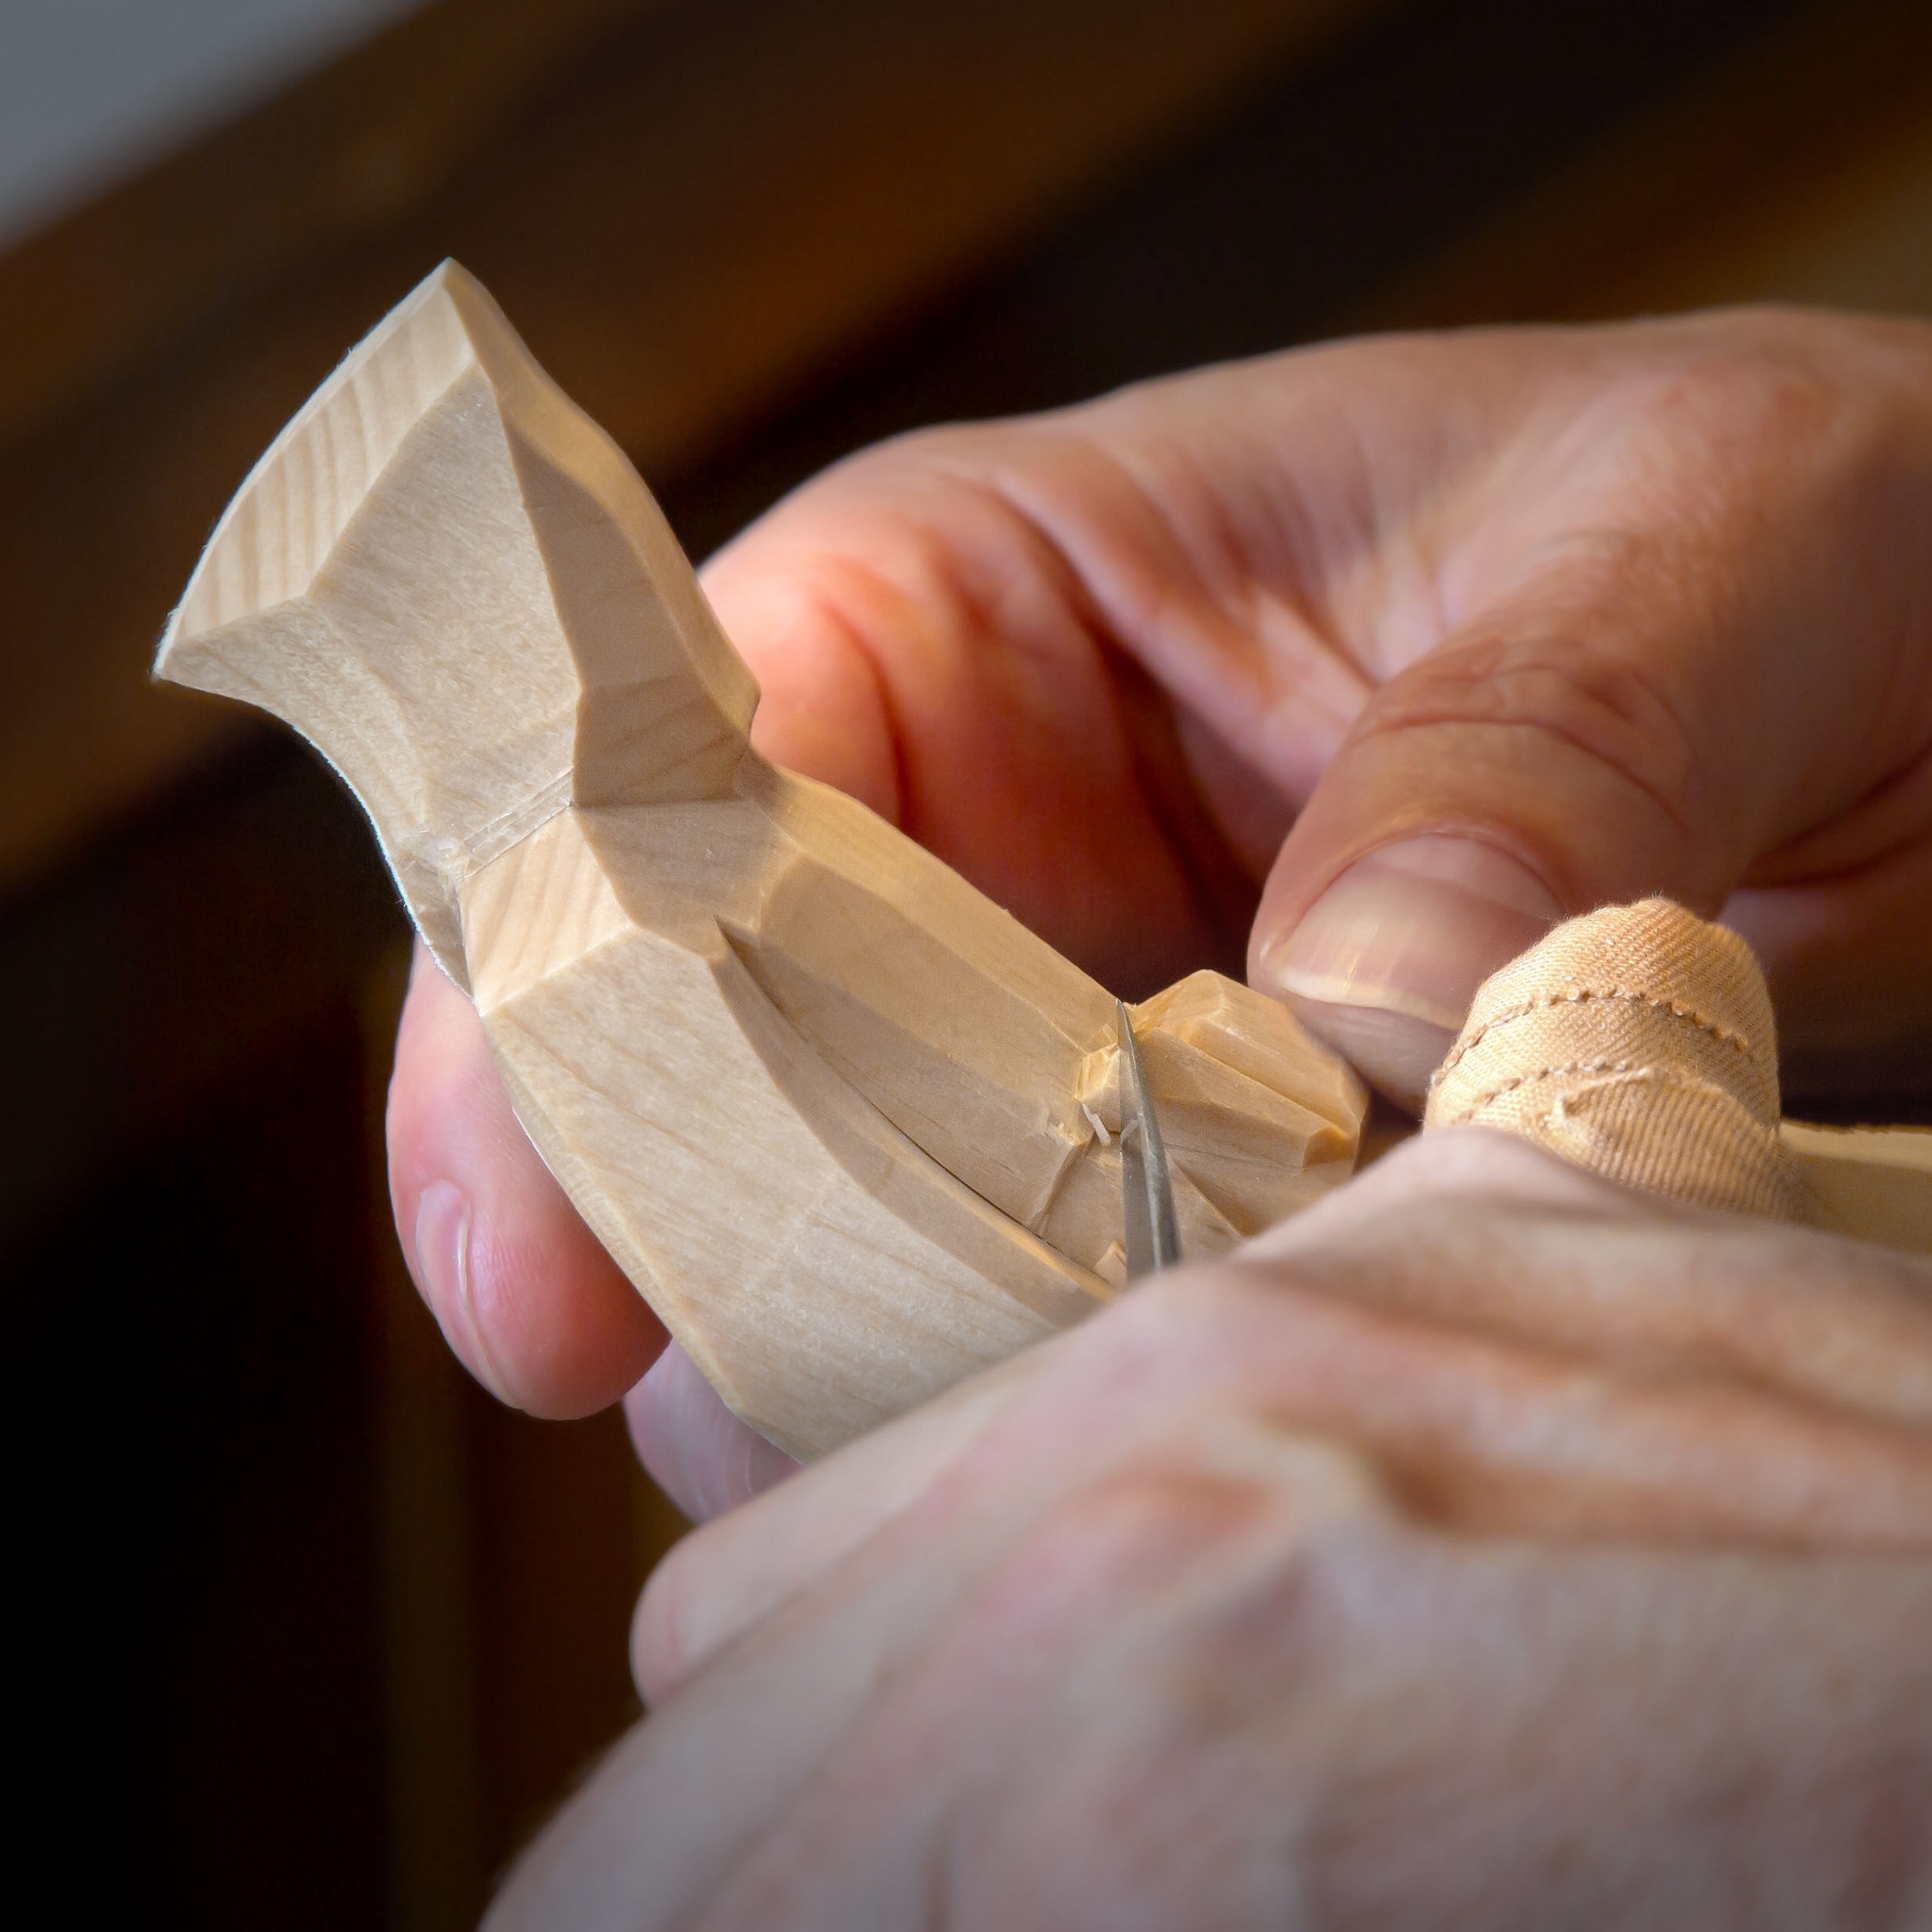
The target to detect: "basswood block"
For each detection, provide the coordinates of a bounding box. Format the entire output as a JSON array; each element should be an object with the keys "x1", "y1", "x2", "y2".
[
  {"x1": 156, "y1": 261, "x2": 1366, "y2": 1457},
  {"x1": 1785, "y1": 1123, "x2": 1932, "y2": 1259}
]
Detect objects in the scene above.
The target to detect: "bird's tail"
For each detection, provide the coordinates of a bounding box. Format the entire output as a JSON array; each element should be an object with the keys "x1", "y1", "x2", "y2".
[{"x1": 156, "y1": 260, "x2": 758, "y2": 988}]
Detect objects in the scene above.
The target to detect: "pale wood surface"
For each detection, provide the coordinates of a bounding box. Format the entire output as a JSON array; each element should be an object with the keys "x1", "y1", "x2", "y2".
[
  {"x1": 158, "y1": 264, "x2": 1366, "y2": 1455},
  {"x1": 1786, "y1": 1123, "x2": 1932, "y2": 1260}
]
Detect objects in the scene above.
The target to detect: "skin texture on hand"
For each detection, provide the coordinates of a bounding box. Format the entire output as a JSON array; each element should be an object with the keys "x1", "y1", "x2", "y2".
[
  {"x1": 385, "y1": 307, "x2": 1932, "y2": 1488},
  {"x1": 486, "y1": 1131, "x2": 1932, "y2": 1932}
]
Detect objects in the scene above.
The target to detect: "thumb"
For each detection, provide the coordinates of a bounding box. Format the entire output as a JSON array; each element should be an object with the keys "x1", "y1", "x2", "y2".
[{"x1": 1248, "y1": 624, "x2": 1733, "y2": 1109}]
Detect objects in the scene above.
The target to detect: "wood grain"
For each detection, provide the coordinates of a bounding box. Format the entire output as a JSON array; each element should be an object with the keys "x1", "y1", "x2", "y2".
[
  {"x1": 1787, "y1": 1123, "x2": 1932, "y2": 1260},
  {"x1": 157, "y1": 265, "x2": 1366, "y2": 1454}
]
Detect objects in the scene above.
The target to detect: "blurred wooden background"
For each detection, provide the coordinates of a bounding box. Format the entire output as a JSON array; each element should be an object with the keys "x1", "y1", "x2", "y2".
[{"x1": 2, "y1": 0, "x2": 1927, "y2": 1924}]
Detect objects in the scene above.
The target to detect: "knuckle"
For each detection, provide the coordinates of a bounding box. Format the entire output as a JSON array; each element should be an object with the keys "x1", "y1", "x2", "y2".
[
  {"x1": 982, "y1": 1465, "x2": 1277, "y2": 1626},
  {"x1": 978, "y1": 1454, "x2": 1373, "y2": 1709},
  {"x1": 1112, "y1": 1260, "x2": 1272, "y2": 1346},
  {"x1": 1358, "y1": 626, "x2": 1703, "y2": 840},
  {"x1": 996, "y1": 1419, "x2": 1383, "y2": 1611},
  {"x1": 1058, "y1": 1267, "x2": 1281, "y2": 1411},
  {"x1": 1057, "y1": 1462, "x2": 1270, "y2": 1557}
]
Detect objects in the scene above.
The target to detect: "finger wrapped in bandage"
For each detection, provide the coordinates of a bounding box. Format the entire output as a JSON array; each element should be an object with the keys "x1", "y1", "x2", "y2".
[{"x1": 1423, "y1": 898, "x2": 1804, "y2": 1221}]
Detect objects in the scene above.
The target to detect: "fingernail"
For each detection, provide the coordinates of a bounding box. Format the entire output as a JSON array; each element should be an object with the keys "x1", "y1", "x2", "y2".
[
  {"x1": 625, "y1": 1344, "x2": 799, "y2": 1522},
  {"x1": 1257, "y1": 837, "x2": 1561, "y2": 1108},
  {"x1": 412, "y1": 1179, "x2": 512, "y2": 1403}
]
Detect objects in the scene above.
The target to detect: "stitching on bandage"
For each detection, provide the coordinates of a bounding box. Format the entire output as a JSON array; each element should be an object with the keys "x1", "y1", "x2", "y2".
[
  {"x1": 1435, "y1": 986, "x2": 1752, "y2": 1082},
  {"x1": 1440, "y1": 1057, "x2": 1638, "y2": 1125}
]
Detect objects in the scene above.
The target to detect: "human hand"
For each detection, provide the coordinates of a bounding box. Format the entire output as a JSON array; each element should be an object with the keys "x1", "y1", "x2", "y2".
[
  {"x1": 485, "y1": 1129, "x2": 1932, "y2": 1930},
  {"x1": 386, "y1": 308, "x2": 1932, "y2": 1490}
]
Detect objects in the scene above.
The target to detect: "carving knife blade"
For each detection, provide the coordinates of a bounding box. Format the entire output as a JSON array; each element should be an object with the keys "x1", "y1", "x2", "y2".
[{"x1": 1117, "y1": 998, "x2": 1181, "y2": 1280}]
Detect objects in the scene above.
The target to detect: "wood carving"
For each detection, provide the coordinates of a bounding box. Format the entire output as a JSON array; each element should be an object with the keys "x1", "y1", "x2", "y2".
[
  {"x1": 155, "y1": 262, "x2": 1367, "y2": 1458},
  {"x1": 155, "y1": 265, "x2": 1927, "y2": 1465},
  {"x1": 1784, "y1": 1122, "x2": 1932, "y2": 1258}
]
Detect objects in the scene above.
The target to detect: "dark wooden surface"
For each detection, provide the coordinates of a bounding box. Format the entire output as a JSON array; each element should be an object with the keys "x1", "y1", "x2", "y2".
[
  {"x1": 5, "y1": 0, "x2": 1930, "y2": 1924},
  {"x1": 0, "y1": 0, "x2": 1372, "y2": 902}
]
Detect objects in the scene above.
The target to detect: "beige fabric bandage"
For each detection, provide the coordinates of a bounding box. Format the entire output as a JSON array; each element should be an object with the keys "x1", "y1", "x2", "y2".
[{"x1": 1423, "y1": 898, "x2": 1805, "y2": 1221}]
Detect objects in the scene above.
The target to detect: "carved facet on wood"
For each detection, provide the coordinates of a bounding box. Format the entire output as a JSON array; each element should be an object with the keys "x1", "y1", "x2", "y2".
[{"x1": 157, "y1": 262, "x2": 1367, "y2": 1458}]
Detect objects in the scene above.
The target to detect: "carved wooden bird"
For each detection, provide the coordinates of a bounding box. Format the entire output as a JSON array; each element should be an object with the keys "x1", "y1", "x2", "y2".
[{"x1": 157, "y1": 263, "x2": 1366, "y2": 1456}]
